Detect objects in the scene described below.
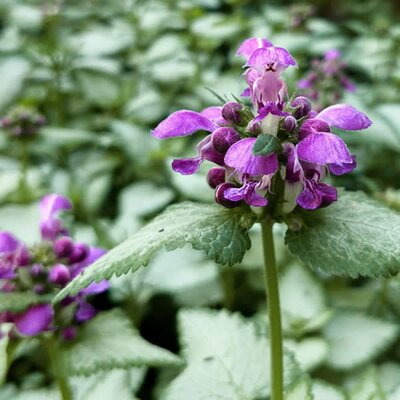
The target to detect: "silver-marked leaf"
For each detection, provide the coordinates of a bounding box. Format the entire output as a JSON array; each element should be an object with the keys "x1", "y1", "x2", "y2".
[
  {"x1": 55, "y1": 202, "x2": 255, "y2": 301},
  {"x1": 312, "y1": 380, "x2": 345, "y2": 400},
  {"x1": 286, "y1": 191, "x2": 400, "y2": 278},
  {"x1": 59, "y1": 309, "x2": 181, "y2": 376},
  {"x1": 161, "y1": 309, "x2": 306, "y2": 400},
  {"x1": 323, "y1": 311, "x2": 399, "y2": 371}
]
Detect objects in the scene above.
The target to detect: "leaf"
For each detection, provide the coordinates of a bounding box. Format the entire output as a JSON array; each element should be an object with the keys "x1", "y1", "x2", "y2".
[
  {"x1": 285, "y1": 338, "x2": 328, "y2": 372},
  {"x1": 0, "y1": 325, "x2": 11, "y2": 384},
  {"x1": 253, "y1": 134, "x2": 281, "y2": 156},
  {"x1": 55, "y1": 202, "x2": 255, "y2": 301},
  {"x1": 72, "y1": 368, "x2": 145, "y2": 400},
  {"x1": 0, "y1": 388, "x2": 60, "y2": 400},
  {"x1": 59, "y1": 310, "x2": 180, "y2": 376},
  {"x1": 0, "y1": 57, "x2": 30, "y2": 112},
  {"x1": 312, "y1": 380, "x2": 346, "y2": 400},
  {"x1": 161, "y1": 309, "x2": 307, "y2": 400},
  {"x1": 286, "y1": 191, "x2": 400, "y2": 278},
  {"x1": 348, "y1": 367, "x2": 386, "y2": 400},
  {"x1": 323, "y1": 311, "x2": 399, "y2": 371},
  {"x1": 280, "y1": 263, "x2": 331, "y2": 334},
  {"x1": 0, "y1": 292, "x2": 52, "y2": 313}
]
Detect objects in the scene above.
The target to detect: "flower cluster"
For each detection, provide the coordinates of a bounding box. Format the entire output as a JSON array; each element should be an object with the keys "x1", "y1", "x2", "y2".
[
  {"x1": 152, "y1": 38, "x2": 371, "y2": 213},
  {"x1": 0, "y1": 106, "x2": 45, "y2": 138},
  {"x1": 0, "y1": 194, "x2": 108, "y2": 339},
  {"x1": 297, "y1": 49, "x2": 356, "y2": 111}
]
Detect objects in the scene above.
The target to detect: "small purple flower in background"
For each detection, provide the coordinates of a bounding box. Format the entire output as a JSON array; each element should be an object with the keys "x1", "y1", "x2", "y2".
[
  {"x1": 0, "y1": 194, "x2": 108, "y2": 340},
  {"x1": 152, "y1": 38, "x2": 371, "y2": 213},
  {"x1": 297, "y1": 49, "x2": 356, "y2": 111},
  {"x1": 0, "y1": 106, "x2": 45, "y2": 138}
]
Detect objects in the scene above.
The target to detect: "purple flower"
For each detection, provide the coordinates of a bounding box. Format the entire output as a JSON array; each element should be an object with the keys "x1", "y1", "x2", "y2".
[
  {"x1": 14, "y1": 304, "x2": 54, "y2": 336},
  {"x1": 224, "y1": 138, "x2": 279, "y2": 176},
  {"x1": 0, "y1": 231, "x2": 30, "y2": 279},
  {"x1": 75, "y1": 300, "x2": 97, "y2": 322},
  {"x1": 71, "y1": 247, "x2": 109, "y2": 295},
  {"x1": 40, "y1": 194, "x2": 72, "y2": 240},
  {"x1": 48, "y1": 264, "x2": 71, "y2": 286},
  {"x1": 151, "y1": 37, "x2": 372, "y2": 212}
]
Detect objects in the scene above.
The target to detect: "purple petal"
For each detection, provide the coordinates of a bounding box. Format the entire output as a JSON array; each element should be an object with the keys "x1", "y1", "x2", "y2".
[
  {"x1": 241, "y1": 87, "x2": 251, "y2": 97},
  {"x1": 317, "y1": 104, "x2": 372, "y2": 131},
  {"x1": 329, "y1": 155, "x2": 357, "y2": 175},
  {"x1": 298, "y1": 118, "x2": 331, "y2": 140},
  {"x1": 324, "y1": 49, "x2": 341, "y2": 61},
  {"x1": 71, "y1": 247, "x2": 106, "y2": 278},
  {"x1": 81, "y1": 280, "x2": 110, "y2": 296},
  {"x1": 224, "y1": 137, "x2": 279, "y2": 176},
  {"x1": 224, "y1": 183, "x2": 268, "y2": 207},
  {"x1": 75, "y1": 301, "x2": 97, "y2": 322},
  {"x1": 297, "y1": 132, "x2": 353, "y2": 165},
  {"x1": 253, "y1": 103, "x2": 289, "y2": 124},
  {"x1": 152, "y1": 110, "x2": 217, "y2": 139},
  {"x1": 253, "y1": 71, "x2": 284, "y2": 104},
  {"x1": 40, "y1": 194, "x2": 72, "y2": 240},
  {"x1": 0, "y1": 232, "x2": 20, "y2": 253},
  {"x1": 246, "y1": 47, "x2": 296, "y2": 68},
  {"x1": 172, "y1": 157, "x2": 202, "y2": 175},
  {"x1": 284, "y1": 143, "x2": 303, "y2": 183},
  {"x1": 296, "y1": 180, "x2": 337, "y2": 210},
  {"x1": 14, "y1": 304, "x2": 53, "y2": 336},
  {"x1": 200, "y1": 106, "x2": 223, "y2": 124},
  {"x1": 236, "y1": 38, "x2": 272, "y2": 59}
]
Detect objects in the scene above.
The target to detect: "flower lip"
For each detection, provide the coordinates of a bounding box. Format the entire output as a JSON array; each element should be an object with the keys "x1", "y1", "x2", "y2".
[
  {"x1": 317, "y1": 104, "x2": 372, "y2": 131},
  {"x1": 152, "y1": 110, "x2": 217, "y2": 139}
]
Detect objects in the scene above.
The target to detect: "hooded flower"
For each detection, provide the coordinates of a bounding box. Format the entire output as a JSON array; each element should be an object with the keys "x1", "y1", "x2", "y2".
[
  {"x1": 40, "y1": 194, "x2": 72, "y2": 240},
  {"x1": 152, "y1": 37, "x2": 372, "y2": 212},
  {"x1": 0, "y1": 232, "x2": 30, "y2": 279}
]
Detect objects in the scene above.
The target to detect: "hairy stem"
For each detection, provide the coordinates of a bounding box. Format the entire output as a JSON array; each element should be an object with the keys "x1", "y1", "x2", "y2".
[
  {"x1": 43, "y1": 337, "x2": 73, "y2": 400},
  {"x1": 261, "y1": 219, "x2": 283, "y2": 400}
]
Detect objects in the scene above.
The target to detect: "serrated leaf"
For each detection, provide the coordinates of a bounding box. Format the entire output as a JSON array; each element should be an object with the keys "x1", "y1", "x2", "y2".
[
  {"x1": 253, "y1": 134, "x2": 281, "y2": 156},
  {"x1": 286, "y1": 191, "x2": 400, "y2": 278},
  {"x1": 55, "y1": 202, "x2": 255, "y2": 300},
  {"x1": 59, "y1": 310, "x2": 181, "y2": 376},
  {"x1": 161, "y1": 309, "x2": 306, "y2": 400},
  {"x1": 280, "y1": 263, "x2": 330, "y2": 334},
  {"x1": 323, "y1": 311, "x2": 399, "y2": 371},
  {"x1": 312, "y1": 380, "x2": 345, "y2": 400},
  {"x1": 0, "y1": 292, "x2": 52, "y2": 313}
]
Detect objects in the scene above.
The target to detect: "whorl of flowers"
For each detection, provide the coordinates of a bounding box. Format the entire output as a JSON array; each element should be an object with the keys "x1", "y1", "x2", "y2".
[
  {"x1": 152, "y1": 38, "x2": 371, "y2": 214},
  {"x1": 0, "y1": 106, "x2": 45, "y2": 138},
  {"x1": 0, "y1": 194, "x2": 108, "y2": 340},
  {"x1": 297, "y1": 49, "x2": 356, "y2": 111}
]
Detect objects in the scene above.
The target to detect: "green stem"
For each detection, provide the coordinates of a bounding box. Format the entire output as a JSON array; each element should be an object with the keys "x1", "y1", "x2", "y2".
[
  {"x1": 43, "y1": 337, "x2": 73, "y2": 400},
  {"x1": 261, "y1": 219, "x2": 283, "y2": 400}
]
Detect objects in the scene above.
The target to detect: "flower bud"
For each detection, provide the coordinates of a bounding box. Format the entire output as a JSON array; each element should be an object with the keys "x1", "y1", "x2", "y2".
[
  {"x1": 207, "y1": 167, "x2": 226, "y2": 189},
  {"x1": 68, "y1": 243, "x2": 89, "y2": 264},
  {"x1": 62, "y1": 326, "x2": 77, "y2": 341},
  {"x1": 291, "y1": 96, "x2": 312, "y2": 119},
  {"x1": 48, "y1": 264, "x2": 70, "y2": 286},
  {"x1": 282, "y1": 116, "x2": 297, "y2": 132},
  {"x1": 222, "y1": 102, "x2": 243, "y2": 125},
  {"x1": 54, "y1": 236, "x2": 74, "y2": 259},
  {"x1": 215, "y1": 183, "x2": 239, "y2": 208},
  {"x1": 211, "y1": 127, "x2": 239, "y2": 154},
  {"x1": 31, "y1": 264, "x2": 44, "y2": 277},
  {"x1": 33, "y1": 284, "x2": 46, "y2": 294}
]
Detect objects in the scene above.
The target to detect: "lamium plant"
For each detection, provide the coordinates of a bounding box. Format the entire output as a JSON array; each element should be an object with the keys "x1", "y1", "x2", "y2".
[
  {"x1": 53, "y1": 38, "x2": 400, "y2": 400},
  {"x1": 0, "y1": 194, "x2": 108, "y2": 399}
]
